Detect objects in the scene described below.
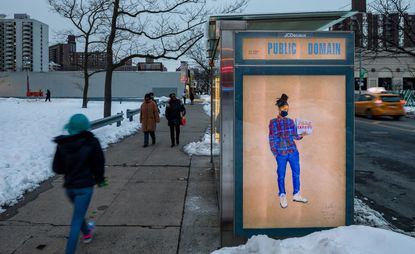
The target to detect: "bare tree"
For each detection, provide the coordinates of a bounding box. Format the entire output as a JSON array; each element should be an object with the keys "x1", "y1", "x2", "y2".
[
  {"x1": 369, "y1": 0, "x2": 415, "y2": 58},
  {"x1": 100, "y1": 0, "x2": 209, "y2": 116},
  {"x1": 49, "y1": 0, "x2": 109, "y2": 108},
  {"x1": 185, "y1": 0, "x2": 248, "y2": 72},
  {"x1": 183, "y1": 0, "x2": 248, "y2": 96}
]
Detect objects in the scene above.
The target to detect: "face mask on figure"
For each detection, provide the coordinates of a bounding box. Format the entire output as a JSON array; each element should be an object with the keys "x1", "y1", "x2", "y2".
[{"x1": 276, "y1": 94, "x2": 289, "y2": 117}]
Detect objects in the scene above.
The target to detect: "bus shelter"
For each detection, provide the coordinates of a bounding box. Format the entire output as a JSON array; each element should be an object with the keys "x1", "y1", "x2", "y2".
[{"x1": 207, "y1": 11, "x2": 356, "y2": 239}]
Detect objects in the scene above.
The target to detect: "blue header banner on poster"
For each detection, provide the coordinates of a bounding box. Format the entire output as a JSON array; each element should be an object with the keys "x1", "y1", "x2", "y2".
[
  {"x1": 235, "y1": 31, "x2": 354, "y2": 66},
  {"x1": 233, "y1": 31, "x2": 354, "y2": 237}
]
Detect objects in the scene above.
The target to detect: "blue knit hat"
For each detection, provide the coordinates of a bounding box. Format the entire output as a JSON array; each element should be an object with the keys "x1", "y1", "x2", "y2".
[{"x1": 64, "y1": 114, "x2": 91, "y2": 135}]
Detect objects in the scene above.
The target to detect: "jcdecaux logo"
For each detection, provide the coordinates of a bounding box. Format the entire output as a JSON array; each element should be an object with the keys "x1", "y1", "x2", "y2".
[{"x1": 284, "y1": 33, "x2": 307, "y2": 38}]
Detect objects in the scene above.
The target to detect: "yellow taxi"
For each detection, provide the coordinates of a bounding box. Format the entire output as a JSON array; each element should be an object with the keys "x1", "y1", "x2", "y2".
[{"x1": 355, "y1": 88, "x2": 406, "y2": 120}]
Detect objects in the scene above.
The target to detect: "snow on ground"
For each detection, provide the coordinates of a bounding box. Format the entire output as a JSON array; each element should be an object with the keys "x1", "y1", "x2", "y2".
[
  {"x1": 183, "y1": 95, "x2": 217, "y2": 156},
  {"x1": 212, "y1": 198, "x2": 415, "y2": 253},
  {"x1": 200, "y1": 95, "x2": 211, "y2": 116},
  {"x1": 199, "y1": 94, "x2": 211, "y2": 103},
  {"x1": 212, "y1": 225, "x2": 415, "y2": 254},
  {"x1": 0, "y1": 98, "x2": 143, "y2": 212},
  {"x1": 184, "y1": 128, "x2": 219, "y2": 156},
  {"x1": 157, "y1": 96, "x2": 170, "y2": 103},
  {"x1": 405, "y1": 106, "x2": 415, "y2": 114},
  {"x1": 354, "y1": 197, "x2": 415, "y2": 237}
]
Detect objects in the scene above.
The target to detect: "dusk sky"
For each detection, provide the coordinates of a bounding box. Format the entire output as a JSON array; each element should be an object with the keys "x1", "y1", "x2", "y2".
[{"x1": 2, "y1": 0, "x2": 414, "y2": 70}]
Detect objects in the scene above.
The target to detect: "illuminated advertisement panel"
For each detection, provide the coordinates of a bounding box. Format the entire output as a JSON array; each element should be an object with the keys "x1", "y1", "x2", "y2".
[{"x1": 234, "y1": 32, "x2": 354, "y2": 237}]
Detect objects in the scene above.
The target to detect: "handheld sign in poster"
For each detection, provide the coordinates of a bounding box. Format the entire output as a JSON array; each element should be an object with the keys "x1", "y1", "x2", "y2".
[{"x1": 234, "y1": 31, "x2": 354, "y2": 237}]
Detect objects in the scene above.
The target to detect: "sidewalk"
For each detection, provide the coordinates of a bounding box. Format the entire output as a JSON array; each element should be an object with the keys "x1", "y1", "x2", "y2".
[{"x1": 0, "y1": 104, "x2": 220, "y2": 254}]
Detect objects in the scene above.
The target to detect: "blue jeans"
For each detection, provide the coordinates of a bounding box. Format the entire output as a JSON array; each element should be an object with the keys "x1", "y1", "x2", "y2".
[
  {"x1": 65, "y1": 187, "x2": 93, "y2": 254},
  {"x1": 276, "y1": 151, "x2": 301, "y2": 196}
]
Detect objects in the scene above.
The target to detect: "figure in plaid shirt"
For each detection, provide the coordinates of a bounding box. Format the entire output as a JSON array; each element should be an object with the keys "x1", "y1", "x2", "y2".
[{"x1": 269, "y1": 93, "x2": 308, "y2": 208}]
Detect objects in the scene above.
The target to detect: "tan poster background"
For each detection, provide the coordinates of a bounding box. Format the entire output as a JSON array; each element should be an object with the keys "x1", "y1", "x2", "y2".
[{"x1": 242, "y1": 75, "x2": 346, "y2": 228}]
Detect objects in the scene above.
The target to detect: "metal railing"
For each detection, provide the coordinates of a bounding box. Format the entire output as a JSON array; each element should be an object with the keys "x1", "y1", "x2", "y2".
[
  {"x1": 126, "y1": 108, "x2": 140, "y2": 121},
  {"x1": 90, "y1": 100, "x2": 168, "y2": 131},
  {"x1": 91, "y1": 112, "x2": 124, "y2": 130},
  {"x1": 400, "y1": 90, "x2": 415, "y2": 107}
]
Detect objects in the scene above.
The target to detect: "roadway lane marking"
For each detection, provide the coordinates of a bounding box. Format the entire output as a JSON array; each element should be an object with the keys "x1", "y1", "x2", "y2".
[{"x1": 355, "y1": 119, "x2": 415, "y2": 133}]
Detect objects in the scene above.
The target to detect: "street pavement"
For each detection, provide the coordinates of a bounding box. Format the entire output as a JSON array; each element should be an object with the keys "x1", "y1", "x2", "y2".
[
  {"x1": 0, "y1": 103, "x2": 220, "y2": 254},
  {"x1": 355, "y1": 116, "x2": 415, "y2": 233}
]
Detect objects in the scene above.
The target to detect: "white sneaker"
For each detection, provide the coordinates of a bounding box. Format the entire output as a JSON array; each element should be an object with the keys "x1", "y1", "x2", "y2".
[
  {"x1": 293, "y1": 193, "x2": 308, "y2": 203},
  {"x1": 279, "y1": 194, "x2": 288, "y2": 208}
]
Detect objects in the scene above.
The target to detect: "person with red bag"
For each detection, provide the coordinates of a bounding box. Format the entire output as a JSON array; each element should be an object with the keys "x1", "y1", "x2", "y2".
[{"x1": 166, "y1": 93, "x2": 186, "y2": 147}]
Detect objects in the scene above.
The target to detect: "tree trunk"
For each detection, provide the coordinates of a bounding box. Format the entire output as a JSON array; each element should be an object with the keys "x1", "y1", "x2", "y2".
[
  {"x1": 82, "y1": 38, "x2": 90, "y2": 108},
  {"x1": 82, "y1": 73, "x2": 89, "y2": 108},
  {"x1": 103, "y1": 0, "x2": 119, "y2": 117},
  {"x1": 103, "y1": 68, "x2": 113, "y2": 116}
]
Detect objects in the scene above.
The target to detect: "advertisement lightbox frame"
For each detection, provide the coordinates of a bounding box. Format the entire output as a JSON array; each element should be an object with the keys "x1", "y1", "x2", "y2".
[{"x1": 234, "y1": 31, "x2": 355, "y2": 237}]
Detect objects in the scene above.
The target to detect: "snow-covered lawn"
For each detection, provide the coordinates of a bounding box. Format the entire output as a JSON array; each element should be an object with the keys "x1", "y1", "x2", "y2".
[
  {"x1": 0, "y1": 98, "x2": 142, "y2": 212},
  {"x1": 212, "y1": 225, "x2": 415, "y2": 254}
]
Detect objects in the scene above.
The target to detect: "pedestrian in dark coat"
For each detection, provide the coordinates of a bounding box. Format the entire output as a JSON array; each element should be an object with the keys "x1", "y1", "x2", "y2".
[
  {"x1": 140, "y1": 93, "x2": 160, "y2": 147},
  {"x1": 190, "y1": 90, "x2": 195, "y2": 105},
  {"x1": 165, "y1": 93, "x2": 186, "y2": 147},
  {"x1": 53, "y1": 114, "x2": 106, "y2": 254},
  {"x1": 45, "y1": 89, "x2": 51, "y2": 102}
]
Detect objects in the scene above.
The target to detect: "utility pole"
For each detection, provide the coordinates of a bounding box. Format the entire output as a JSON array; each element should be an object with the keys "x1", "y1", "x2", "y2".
[{"x1": 352, "y1": 14, "x2": 364, "y2": 94}]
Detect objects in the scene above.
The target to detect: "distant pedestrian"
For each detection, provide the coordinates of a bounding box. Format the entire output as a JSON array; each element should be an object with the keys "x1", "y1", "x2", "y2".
[
  {"x1": 190, "y1": 90, "x2": 195, "y2": 105},
  {"x1": 52, "y1": 114, "x2": 107, "y2": 254},
  {"x1": 140, "y1": 93, "x2": 160, "y2": 147},
  {"x1": 166, "y1": 93, "x2": 186, "y2": 147},
  {"x1": 182, "y1": 91, "x2": 187, "y2": 105},
  {"x1": 45, "y1": 89, "x2": 51, "y2": 102}
]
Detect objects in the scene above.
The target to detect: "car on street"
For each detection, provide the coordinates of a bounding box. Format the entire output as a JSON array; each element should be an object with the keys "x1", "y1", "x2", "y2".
[{"x1": 355, "y1": 91, "x2": 406, "y2": 120}]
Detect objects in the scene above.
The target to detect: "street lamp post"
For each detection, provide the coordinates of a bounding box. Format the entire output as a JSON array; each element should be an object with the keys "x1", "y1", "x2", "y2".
[
  {"x1": 23, "y1": 56, "x2": 30, "y2": 95},
  {"x1": 352, "y1": 15, "x2": 364, "y2": 94}
]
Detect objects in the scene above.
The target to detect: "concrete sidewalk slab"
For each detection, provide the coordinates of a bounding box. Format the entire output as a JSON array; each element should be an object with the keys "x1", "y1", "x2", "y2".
[
  {"x1": 98, "y1": 181, "x2": 187, "y2": 226},
  {"x1": 130, "y1": 166, "x2": 188, "y2": 182},
  {"x1": 0, "y1": 224, "x2": 53, "y2": 254},
  {"x1": 10, "y1": 226, "x2": 180, "y2": 254}
]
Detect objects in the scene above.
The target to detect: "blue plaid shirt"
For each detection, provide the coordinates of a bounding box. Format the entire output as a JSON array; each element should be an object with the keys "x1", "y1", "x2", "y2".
[{"x1": 269, "y1": 116, "x2": 302, "y2": 156}]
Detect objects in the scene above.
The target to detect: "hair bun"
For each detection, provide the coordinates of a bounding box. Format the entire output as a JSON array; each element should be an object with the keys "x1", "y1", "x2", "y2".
[{"x1": 276, "y1": 93, "x2": 289, "y2": 107}]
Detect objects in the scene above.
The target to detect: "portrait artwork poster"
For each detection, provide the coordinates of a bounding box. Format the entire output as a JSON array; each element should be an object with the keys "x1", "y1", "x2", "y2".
[{"x1": 241, "y1": 75, "x2": 347, "y2": 230}]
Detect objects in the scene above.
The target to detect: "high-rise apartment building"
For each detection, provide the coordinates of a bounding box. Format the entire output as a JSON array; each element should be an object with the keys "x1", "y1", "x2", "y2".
[
  {"x1": 0, "y1": 14, "x2": 49, "y2": 72},
  {"x1": 50, "y1": 35, "x2": 141, "y2": 71},
  {"x1": 49, "y1": 35, "x2": 76, "y2": 71},
  {"x1": 332, "y1": 0, "x2": 415, "y2": 50}
]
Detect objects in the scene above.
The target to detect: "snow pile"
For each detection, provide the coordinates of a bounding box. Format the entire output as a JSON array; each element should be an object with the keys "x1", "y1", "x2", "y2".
[
  {"x1": 203, "y1": 104, "x2": 211, "y2": 117},
  {"x1": 157, "y1": 96, "x2": 170, "y2": 103},
  {"x1": 200, "y1": 94, "x2": 211, "y2": 102},
  {"x1": 184, "y1": 128, "x2": 219, "y2": 156},
  {"x1": 354, "y1": 197, "x2": 415, "y2": 237},
  {"x1": 0, "y1": 98, "x2": 142, "y2": 212},
  {"x1": 354, "y1": 197, "x2": 390, "y2": 229},
  {"x1": 212, "y1": 225, "x2": 415, "y2": 254},
  {"x1": 200, "y1": 95, "x2": 211, "y2": 116},
  {"x1": 212, "y1": 198, "x2": 415, "y2": 254}
]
